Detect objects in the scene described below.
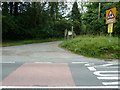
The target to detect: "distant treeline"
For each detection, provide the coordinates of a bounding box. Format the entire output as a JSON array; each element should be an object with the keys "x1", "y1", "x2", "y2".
[{"x1": 2, "y1": 2, "x2": 120, "y2": 40}]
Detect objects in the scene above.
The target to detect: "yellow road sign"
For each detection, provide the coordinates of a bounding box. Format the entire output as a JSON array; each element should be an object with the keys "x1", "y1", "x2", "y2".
[
  {"x1": 106, "y1": 8, "x2": 116, "y2": 24},
  {"x1": 108, "y1": 23, "x2": 113, "y2": 33}
]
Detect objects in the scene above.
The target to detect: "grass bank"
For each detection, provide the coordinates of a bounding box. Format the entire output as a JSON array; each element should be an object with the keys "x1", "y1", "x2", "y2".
[
  {"x1": 60, "y1": 36, "x2": 119, "y2": 60},
  {"x1": 2, "y1": 38, "x2": 63, "y2": 47}
]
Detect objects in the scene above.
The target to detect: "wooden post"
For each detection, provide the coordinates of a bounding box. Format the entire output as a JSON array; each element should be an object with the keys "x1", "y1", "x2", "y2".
[
  {"x1": 64, "y1": 29, "x2": 67, "y2": 40},
  {"x1": 72, "y1": 26, "x2": 73, "y2": 39}
]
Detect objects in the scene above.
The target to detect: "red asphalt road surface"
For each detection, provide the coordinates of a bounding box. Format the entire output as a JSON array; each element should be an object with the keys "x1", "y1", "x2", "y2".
[{"x1": 2, "y1": 63, "x2": 75, "y2": 87}]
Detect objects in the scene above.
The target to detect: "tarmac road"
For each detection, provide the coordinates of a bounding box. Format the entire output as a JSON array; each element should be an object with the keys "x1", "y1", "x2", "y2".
[{"x1": 1, "y1": 41, "x2": 119, "y2": 89}]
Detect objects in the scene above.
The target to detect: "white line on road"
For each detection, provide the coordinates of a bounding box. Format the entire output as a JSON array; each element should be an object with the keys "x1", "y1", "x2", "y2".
[
  {"x1": 102, "y1": 82, "x2": 120, "y2": 85},
  {"x1": 97, "y1": 77, "x2": 119, "y2": 80},
  {"x1": 1, "y1": 86, "x2": 118, "y2": 89},
  {"x1": 0, "y1": 62, "x2": 15, "y2": 64},
  {"x1": 34, "y1": 62, "x2": 52, "y2": 63},
  {"x1": 87, "y1": 67, "x2": 96, "y2": 71},
  {"x1": 72, "y1": 62, "x2": 88, "y2": 64}
]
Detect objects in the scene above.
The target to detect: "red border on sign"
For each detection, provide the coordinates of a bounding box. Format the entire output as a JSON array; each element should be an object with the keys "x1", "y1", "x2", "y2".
[{"x1": 107, "y1": 10, "x2": 115, "y2": 20}]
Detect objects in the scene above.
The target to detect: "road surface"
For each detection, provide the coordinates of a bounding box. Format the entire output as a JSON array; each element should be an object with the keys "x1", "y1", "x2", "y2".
[{"x1": 1, "y1": 41, "x2": 119, "y2": 89}]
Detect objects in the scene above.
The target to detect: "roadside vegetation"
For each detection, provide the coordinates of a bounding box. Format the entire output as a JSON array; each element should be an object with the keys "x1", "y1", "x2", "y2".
[
  {"x1": 60, "y1": 36, "x2": 119, "y2": 60},
  {"x1": 2, "y1": 38, "x2": 63, "y2": 47},
  {"x1": 2, "y1": 2, "x2": 120, "y2": 41},
  {"x1": 2, "y1": 2, "x2": 120, "y2": 59}
]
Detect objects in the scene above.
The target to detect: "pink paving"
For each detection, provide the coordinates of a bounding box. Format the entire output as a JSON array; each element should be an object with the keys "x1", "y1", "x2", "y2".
[{"x1": 2, "y1": 63, "x2": 75, "y2": 87}]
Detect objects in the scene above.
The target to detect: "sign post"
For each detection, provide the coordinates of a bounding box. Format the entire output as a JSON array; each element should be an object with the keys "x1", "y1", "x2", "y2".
[
  {"x1": 106, "y1": 8, "x2": 116, "y2": 42},
  {"x1": 108, "y1": 23, "x2": 113, "y2": 42}
]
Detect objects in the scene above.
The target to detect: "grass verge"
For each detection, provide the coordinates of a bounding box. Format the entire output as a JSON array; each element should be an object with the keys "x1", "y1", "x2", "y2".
[
  {"x1": 2, "y1": 38, "x2": 63, "y2": 47},
  {"x1": 60, "y1": 36, "x2": 119, "y2": 60}
]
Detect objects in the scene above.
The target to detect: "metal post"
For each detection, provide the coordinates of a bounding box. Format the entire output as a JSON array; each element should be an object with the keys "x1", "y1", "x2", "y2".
[
  {"x1": 98, "y1": 3, "x2": 101, "y2": 19},
  {"x1": 109, "y1": 33, "x2": 112, "y2": 42}
]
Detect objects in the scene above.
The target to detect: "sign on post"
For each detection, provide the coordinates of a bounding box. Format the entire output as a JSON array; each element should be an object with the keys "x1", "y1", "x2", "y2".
[
  {"x1": 68, "y1": 31, "x2": 72, "y2": 35},
  {"x1": 106, "y1": 8, "x2": 116, "y2": 24},
  {"x1": 106, "y1": 8, "x2": 116, "y2": 42}
]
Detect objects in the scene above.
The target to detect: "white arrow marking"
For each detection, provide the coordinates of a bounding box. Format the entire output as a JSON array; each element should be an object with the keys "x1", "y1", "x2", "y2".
[
  {"x1": 94, "y1": 71, "x2": 119, "y2": 77},
  {"x1": 107, "y1": 66, "x2": 118, "y2": 68},
  {"x1": 97, "y1": 77, "x2": 119, "y2": 80},
  {"x1": 87, "y1": 67, "x2": 96, "y2": 71},
  {"x1": 102, "y1": 82, "x2": 119, "y2": 85},
  {"x1": 101, "y1": 64, "x2": 114, "y2": 67},
  {"x1": 94, "y1": 63, "x2": 114, "y2": 67},
  {"x1": 108, "y1": 61, "x2": 118, "y2": 64},
  {"x1": 95, "y1": 66, "x2": 118, "y2": 69}
]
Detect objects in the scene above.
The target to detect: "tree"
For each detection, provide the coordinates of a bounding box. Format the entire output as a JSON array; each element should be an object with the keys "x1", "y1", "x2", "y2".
[
  {"x1": 14, "y1": 2, "x2": 19, "y2": 15},
  {"x1": 71, "y1": 2, "x2": 82, "y2": 35},
  {"x1": 9, "y1": 2, "x2": 13, "y2": 14},
  {"x1": 71, "y1": 2, "x2": 81, "y2": 22},
  {"x1": 82, "y1": 2, "x2": 120, "y2": 36},
  {"x1": 2, "y1": 2, "x2": 9, "y2": 15}
]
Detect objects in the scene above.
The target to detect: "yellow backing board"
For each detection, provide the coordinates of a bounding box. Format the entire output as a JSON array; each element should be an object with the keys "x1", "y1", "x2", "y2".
[{"x1": 106, "y1": 8, "x2": 116, "y2": 24}]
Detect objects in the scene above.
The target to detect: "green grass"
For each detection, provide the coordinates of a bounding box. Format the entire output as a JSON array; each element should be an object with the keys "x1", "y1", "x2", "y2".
[
  {"x1": 2, "y1": 38, "x2": 63, "y2": 47},
  {"x1": 60, "y1": 36, "x2": 119, "y2": 60}
]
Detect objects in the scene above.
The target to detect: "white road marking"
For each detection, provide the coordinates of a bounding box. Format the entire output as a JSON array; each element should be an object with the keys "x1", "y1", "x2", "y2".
[
  {"x1": 97, "y1": 77, "x2": 119, "y2": 80},
  {"x1": 95, "y1": 66, "x2": 118, "y2": 68},
  {"x1": 72, "y1": 62, "x2": 88, "y2": 64},
  {"x1": 85, "y1": 63, "x2": 90, "y2": 66},
  {"x1": 85, "y1": 62, "x2": 119, "y2": 86},
  {"x1": 0, "y1": 62, "x2": 15, "y2": 64},
  {"x1": 101, "y1": 64, "x2": 115, "y2": 67},
  {"x1": 94, "y1": 71, "x2": 119, "y2": 77},
  {"x1": 106, "y1": 66, "x2": 118, "y2": 68},
  {"x1": 94, "y1": 63, "x2": 118, "y2": 68},
  {"x1": 85, "y1": 63, "x2": 94, "y2": 66},
  {"x1": 102, "y1": 82, "x2": 119, "y2": 85},
  {"x1": 87, "y1": 67, "x2": 96, "y2": 71},
  {"x1": 1, "y1": 86, "x2": 118, "y2": 88},
  {"x1": 108, "y1": 61, "x2": 118, "y2": 64},
  {"x1": 34, "y1": 62, "x2": 52, "y2": 63}
]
